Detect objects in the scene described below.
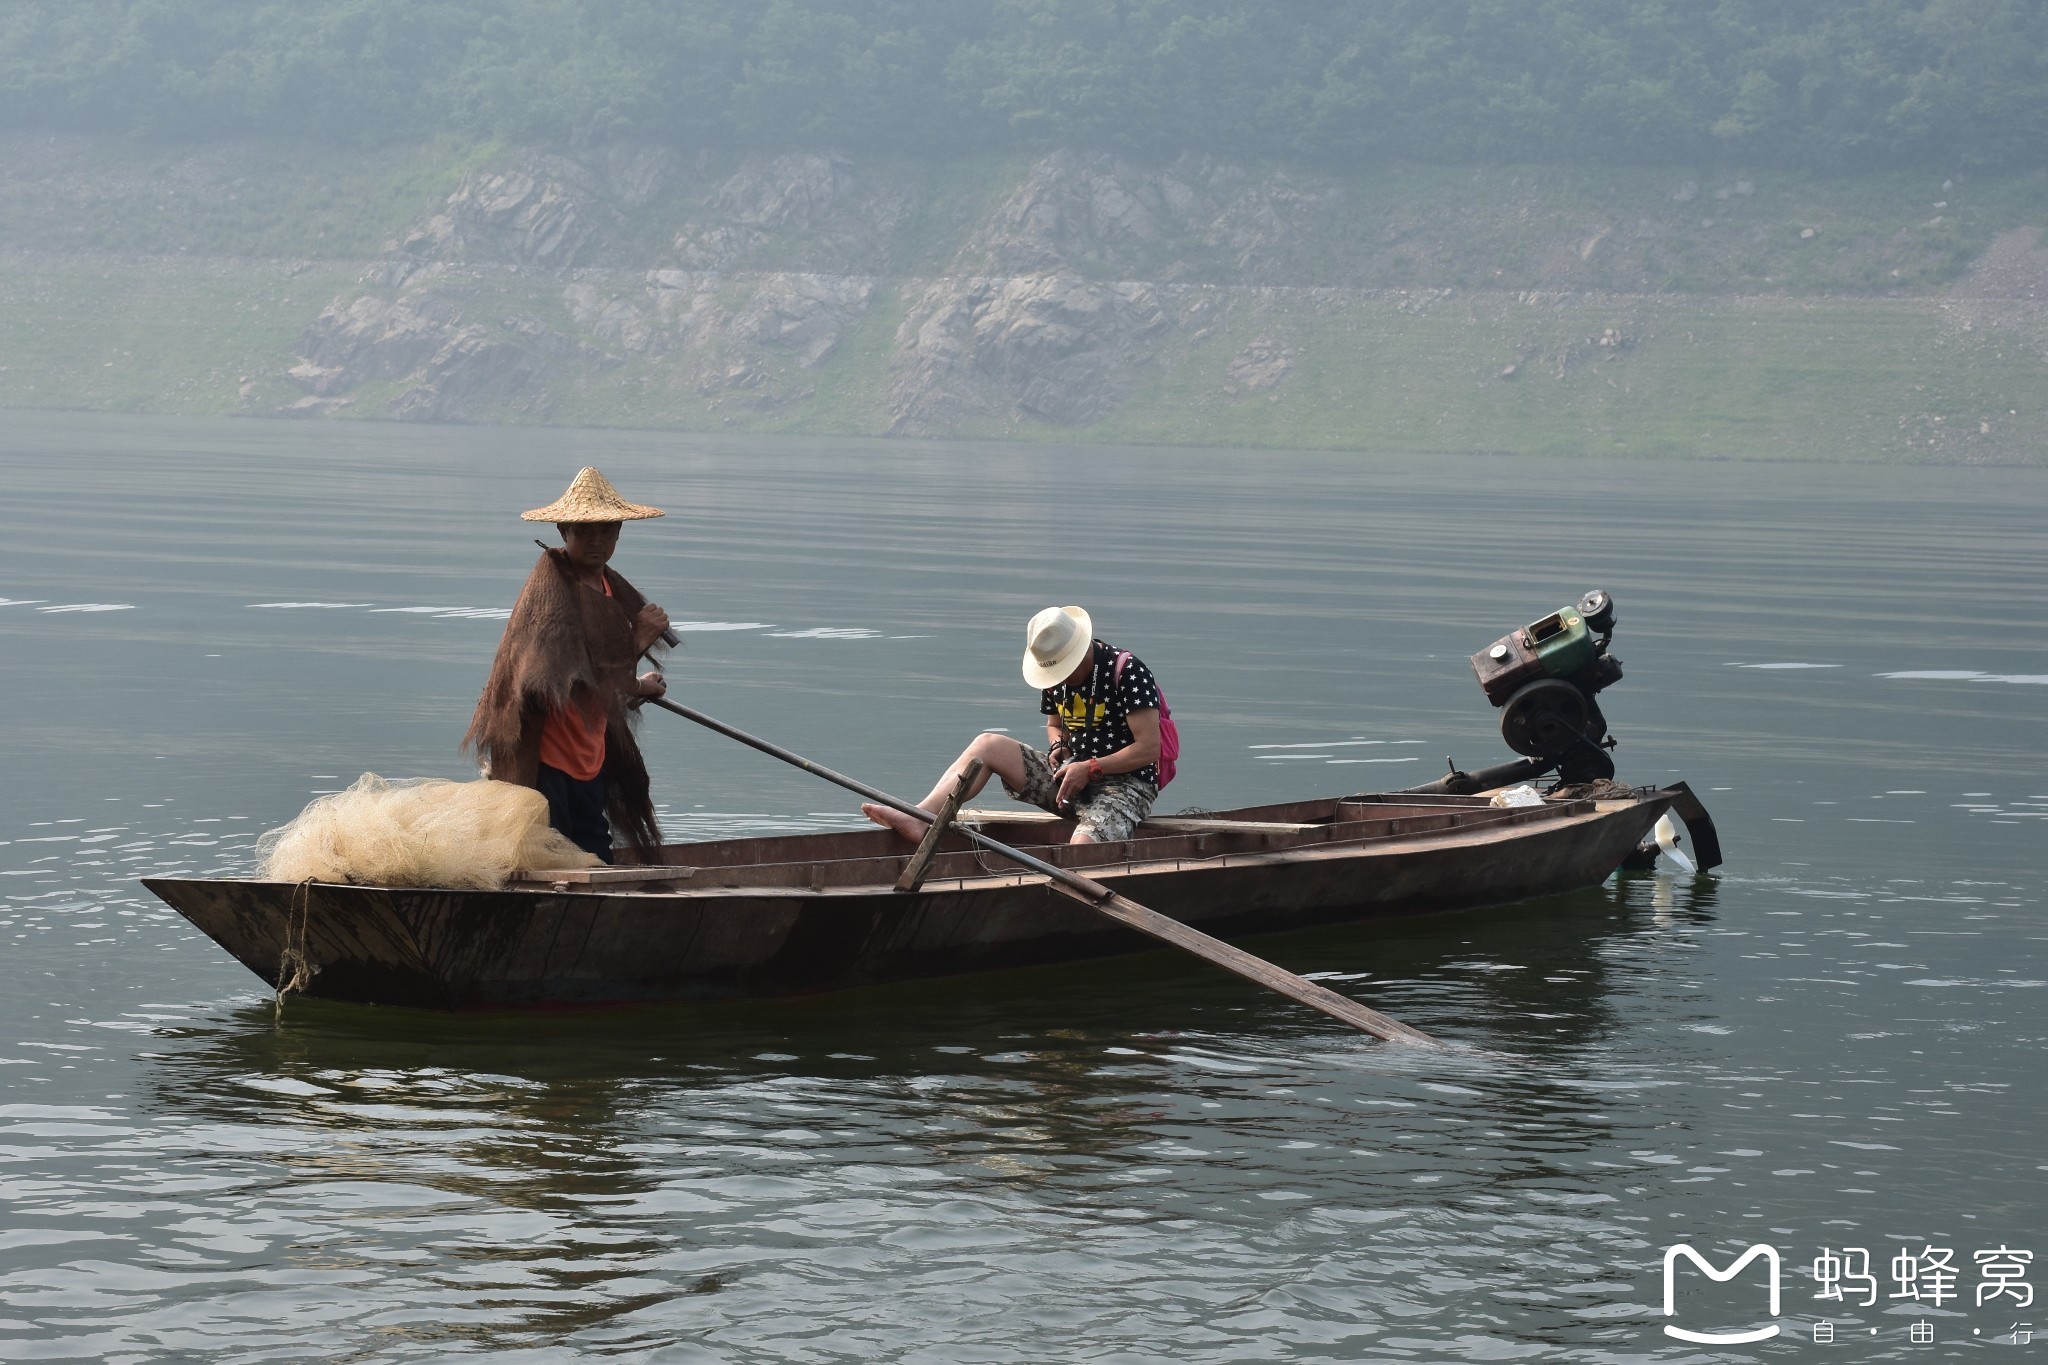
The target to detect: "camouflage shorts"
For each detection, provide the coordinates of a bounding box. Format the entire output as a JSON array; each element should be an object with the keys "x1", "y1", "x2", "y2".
[{"x1": 1003, "y1": 744, "x2": 1159, "y2": 843}]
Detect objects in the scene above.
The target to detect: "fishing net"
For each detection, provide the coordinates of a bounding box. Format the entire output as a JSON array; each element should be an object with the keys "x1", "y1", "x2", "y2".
[{"x1": 255, "y1": 774, "x2": 600, "y2": 888}]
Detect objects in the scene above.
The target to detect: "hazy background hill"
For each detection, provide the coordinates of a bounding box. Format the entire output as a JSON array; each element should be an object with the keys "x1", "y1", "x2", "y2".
[
  {"x1": 2, "y1": 0, "x2": 2044, "y2": 461},
  {"x1": 9, "y1": 1, "x2": 2045, "y2": 170}
]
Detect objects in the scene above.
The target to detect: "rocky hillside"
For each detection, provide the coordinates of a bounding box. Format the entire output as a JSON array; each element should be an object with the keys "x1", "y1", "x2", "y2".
[{"x1": 2, "y1": 136, "x2": 2045, "y2": 461}]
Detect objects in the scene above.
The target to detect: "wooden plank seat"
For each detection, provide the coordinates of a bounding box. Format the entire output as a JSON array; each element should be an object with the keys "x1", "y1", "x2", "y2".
[
  {"x1": 958, "y1": 809, "x2": 1324, "y2": 835},
  {"x1": 507, "y1": 865, "x2": 698, "y2": 888}
]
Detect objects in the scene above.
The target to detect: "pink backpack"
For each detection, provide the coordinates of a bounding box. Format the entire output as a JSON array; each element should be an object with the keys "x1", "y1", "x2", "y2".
[{"x1": 1114, "y1": 651, "x2": 1179, "y2": 788}]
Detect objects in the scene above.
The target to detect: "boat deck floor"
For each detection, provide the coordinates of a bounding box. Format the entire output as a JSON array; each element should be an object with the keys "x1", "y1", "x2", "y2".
[{"x1": 563, "y1": 793, "x2": 1607, "y2": 895}]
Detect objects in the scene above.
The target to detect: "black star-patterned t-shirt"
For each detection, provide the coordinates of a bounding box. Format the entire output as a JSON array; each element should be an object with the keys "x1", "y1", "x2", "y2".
[{"x1": 1040, "y1": 640, "x2": 1162, "y2": 785}]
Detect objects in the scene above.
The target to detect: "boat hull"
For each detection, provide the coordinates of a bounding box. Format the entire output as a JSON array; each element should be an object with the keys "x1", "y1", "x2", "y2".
[{"x1": 141, "y1": 790, "x2": 1675, "y2": 1010}]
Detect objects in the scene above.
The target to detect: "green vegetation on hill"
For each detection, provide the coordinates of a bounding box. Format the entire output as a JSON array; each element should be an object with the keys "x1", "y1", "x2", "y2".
[{"x1": 2, "y1": 2, "x2": 2045, "y2": 172}]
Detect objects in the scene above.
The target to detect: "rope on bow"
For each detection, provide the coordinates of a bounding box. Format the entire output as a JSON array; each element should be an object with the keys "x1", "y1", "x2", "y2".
[{"x1": 274, "y1": 879, "x2": 318, "y2": 1022}]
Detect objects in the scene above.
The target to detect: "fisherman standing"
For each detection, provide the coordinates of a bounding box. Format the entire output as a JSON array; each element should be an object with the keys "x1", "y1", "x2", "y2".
[
  {"x1": 464, "y1": 468, "x2": 671, "y2": 863},
  {"x1": 863, "y1": 605, "x2": 1174, "y2": 845}
]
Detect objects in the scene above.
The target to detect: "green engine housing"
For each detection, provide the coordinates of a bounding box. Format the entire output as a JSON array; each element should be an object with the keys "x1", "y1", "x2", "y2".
[
  {"x1": 1523, "y1": 607, "x2": 1596, "y2": 678},
  {"x1": 1470, "y1": 603, "x2": 1599, "y2": 703}
]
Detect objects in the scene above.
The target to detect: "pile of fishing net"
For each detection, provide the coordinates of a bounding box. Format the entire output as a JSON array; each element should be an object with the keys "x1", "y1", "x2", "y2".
[{"x1": 255, "y1": 774, "x2": 599, "y2": 888}]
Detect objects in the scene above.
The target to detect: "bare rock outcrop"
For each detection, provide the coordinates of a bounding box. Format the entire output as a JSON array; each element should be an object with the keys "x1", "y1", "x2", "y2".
[
  {"x1": 288, "y1": 146, "x2": 903, "y2": 421},
  {"x1": 961, "y1": 151, "x2": 1176, "y2": 275},
  {"x1": 956, "y1": 150, "x2": 1339, "y2": 281},
  {"x1": 1943, "y1": 225, "x2": 2048, "y2": 347},
  {"x1": 289, "y1": 145, "x2": 1371, "y2": 430},
  {"x1": 389, "y1": 144, "x2": 677, "y2": 270},
  {"x1": 385, "y1": 326, "x2": 542, "y2": 421},
  {"x1": 563, "y1": 279, "x2": 658, "y2": 353},
  {"x1": 730, "y1": 272, "x2": 875, "y2": 368},
  {"x1": 282, "y1": 144, "x2": 1399, "y2": 430},
  {"x1": 398, "y1": 163, "x2": 618, "y2": 270},
  {"x1": 890, "y1": 271, "x2": 1170, "y2": 430},
  {"x1": 886, "y1": 152, "x2": 1278, "y2": 431},
  {"x1": 674, "y1": 153, "x2": 912, "y2": 274},
  {"x1": 296, "y1": 292, "x2": 461, "y2": 380},
  {"x1": 563, "y1": 268, "x2": 874, "y2": 386},
  {"x1": 882, "y1": 151, "x2": 1362, "y2": 430},
  {"x1": 287, "y1": 288, "x2": 544, "y2": 421},
  {"x1": 1225, "y1": 337, "x2": 1295, "y2": 392}
]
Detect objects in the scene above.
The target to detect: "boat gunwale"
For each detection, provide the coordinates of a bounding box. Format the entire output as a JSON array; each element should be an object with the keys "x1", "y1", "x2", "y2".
[
  {"x1": 643, "y1": 790, "x2": 1524, "y2": 870},
  {"x1": 142, "y1": 792, "x2": 1663, "y2": 904},
  {"x1": 640, "y1": 795, "x2": 1606, "y2": 897}
]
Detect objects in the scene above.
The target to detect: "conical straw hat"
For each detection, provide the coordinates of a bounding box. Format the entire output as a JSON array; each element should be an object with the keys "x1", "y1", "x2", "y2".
[{"x1": 521, "y1": 467, "x2": 665, "y2": 522}]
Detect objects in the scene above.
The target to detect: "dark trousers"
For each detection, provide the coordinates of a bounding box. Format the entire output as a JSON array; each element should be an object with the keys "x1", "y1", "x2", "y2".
[{"x1": 535, "y1": 762, "x2": 614, "y2": 864}]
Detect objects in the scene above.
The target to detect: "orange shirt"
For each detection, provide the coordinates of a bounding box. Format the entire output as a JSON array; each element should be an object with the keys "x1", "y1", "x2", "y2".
[
  {"x1": 538, "y1": 691, "x2": 608, "y2": 781},
  {"x1": 537, "y1": 577, "x2": 612, "y2": 781}
]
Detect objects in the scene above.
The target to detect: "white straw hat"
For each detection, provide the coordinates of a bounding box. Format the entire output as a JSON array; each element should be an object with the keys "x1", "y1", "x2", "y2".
[
  {"x1": 1022, "y1": 605, "x2": 1094, "y2": 689},
  {"x1": 521, "y1": 467, "x2": 665, "y2": 523}
]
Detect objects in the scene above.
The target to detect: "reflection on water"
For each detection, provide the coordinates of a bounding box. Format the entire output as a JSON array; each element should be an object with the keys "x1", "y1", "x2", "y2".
[
  {"x1": 2, "y1": 413, "x2": 2043, "y2": 1361},
  {"x1": 86, "y1": 876, "x2": 1703, "y2": 1359}
]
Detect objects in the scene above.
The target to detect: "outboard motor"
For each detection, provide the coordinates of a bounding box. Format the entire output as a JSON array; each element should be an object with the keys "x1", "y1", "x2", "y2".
[
  {"x1": 1396, "y1": 590, "x2": 1724, "y2": 873},
  {"x1": 1469, "y1": 589, "x2": 1623, "y2": 784}
]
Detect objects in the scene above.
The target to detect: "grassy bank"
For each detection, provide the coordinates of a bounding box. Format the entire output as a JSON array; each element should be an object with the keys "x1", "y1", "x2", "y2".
[
  {"x1": 0, "y1": 251, "x2": 360, "y2": 414},
  {"x1": 1068, "y1": 290, "x2": 2041, "y2": 462}
]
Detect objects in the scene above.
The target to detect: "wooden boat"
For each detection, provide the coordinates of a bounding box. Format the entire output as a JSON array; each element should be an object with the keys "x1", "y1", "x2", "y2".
[{"x1": 140, "y1": 786, "x2": 1692, "y2": 1011}]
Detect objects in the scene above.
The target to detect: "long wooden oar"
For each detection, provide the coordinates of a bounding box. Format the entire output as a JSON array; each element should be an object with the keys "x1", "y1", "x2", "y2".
[{"x1": 648, "y1": 697, "x2": 1441, "y2": 1046}]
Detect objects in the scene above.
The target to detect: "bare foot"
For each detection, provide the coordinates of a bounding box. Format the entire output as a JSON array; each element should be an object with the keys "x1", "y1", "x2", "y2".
[{"x1": 861, "y1": 801, "x2": 929, "y2": 841}]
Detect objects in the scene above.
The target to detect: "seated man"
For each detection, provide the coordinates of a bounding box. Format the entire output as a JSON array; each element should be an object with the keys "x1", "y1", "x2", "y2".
[{"x1": 863, "y1": 605, "x2": 1164, "y2": 845}]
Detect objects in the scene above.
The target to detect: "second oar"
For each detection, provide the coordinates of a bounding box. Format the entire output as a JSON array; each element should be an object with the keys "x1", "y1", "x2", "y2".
[{"x1": 647, "y1": 697, "x2": 1442, "y2": 1047}]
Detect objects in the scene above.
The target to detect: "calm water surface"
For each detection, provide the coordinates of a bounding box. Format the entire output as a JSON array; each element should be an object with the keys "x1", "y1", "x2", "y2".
[{"x1": 1, "y1": 412, "x2": 2043, "y2": 1363}]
